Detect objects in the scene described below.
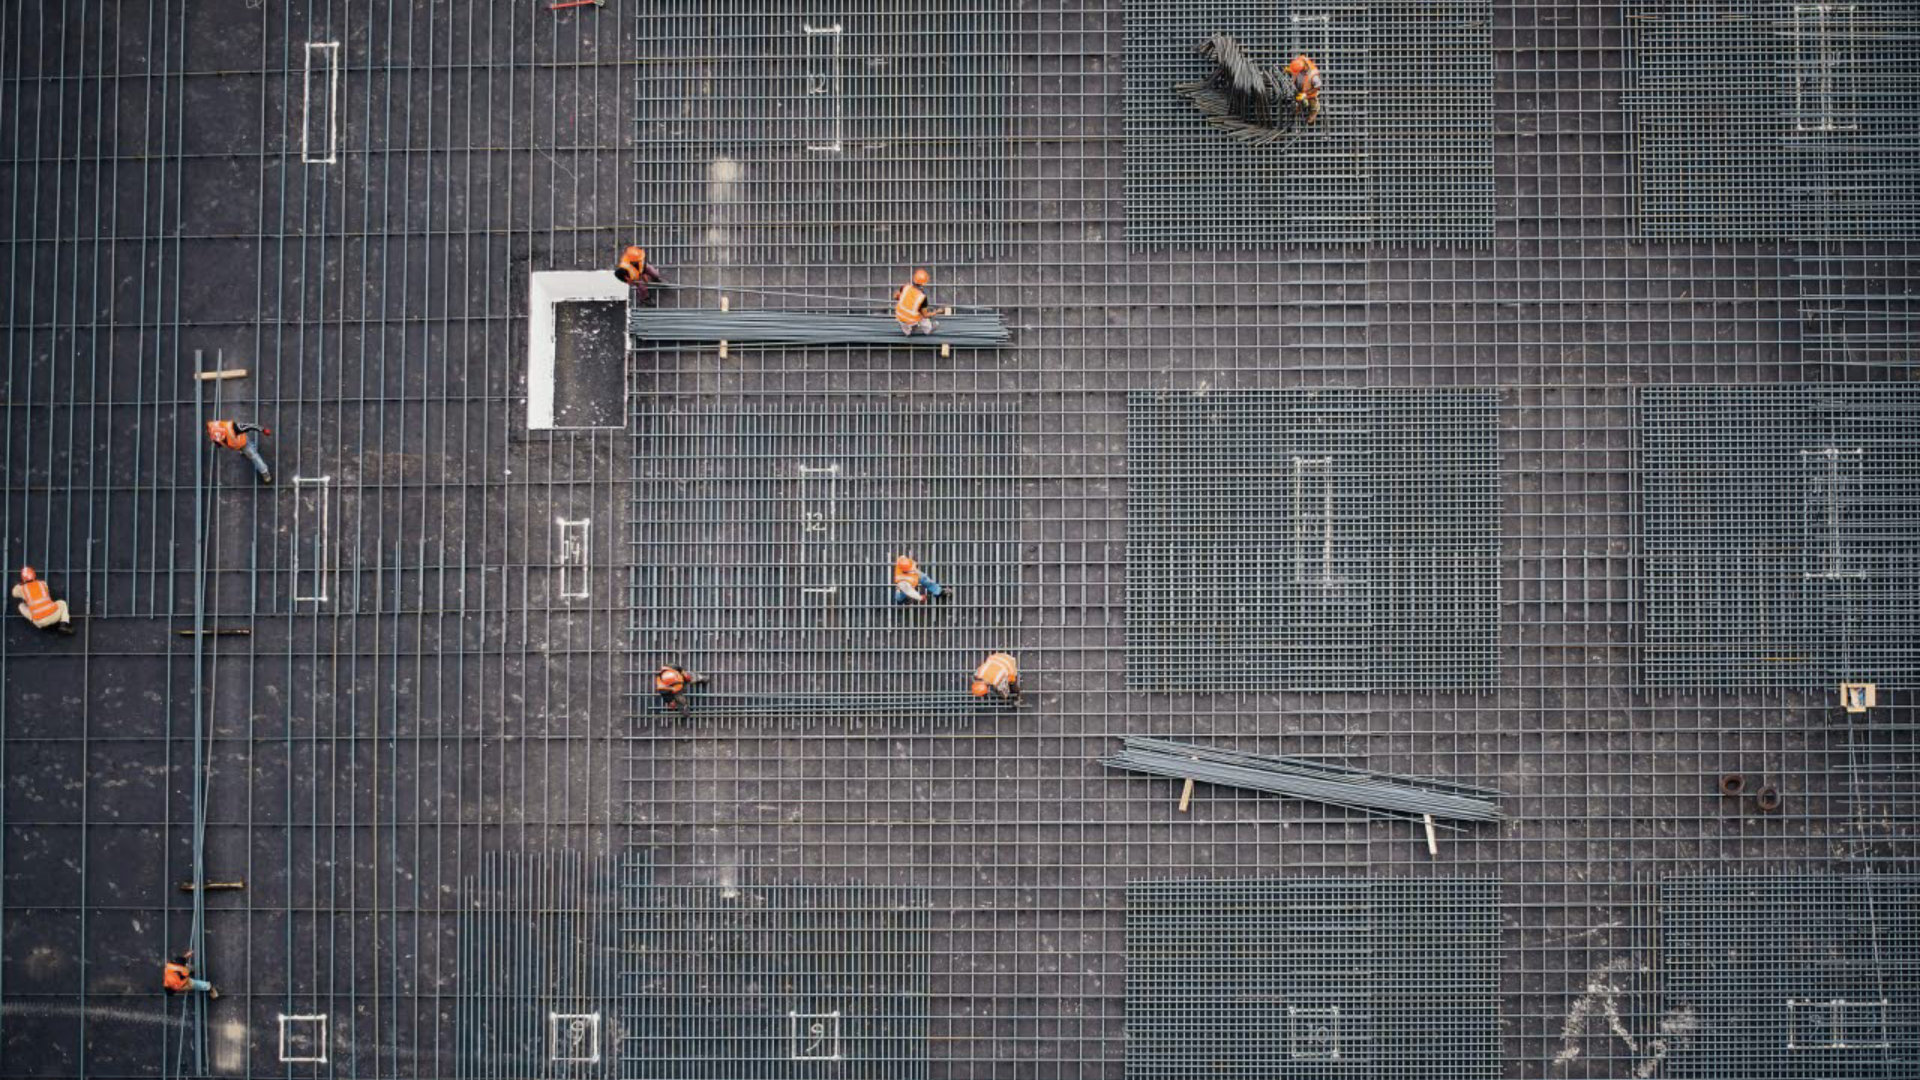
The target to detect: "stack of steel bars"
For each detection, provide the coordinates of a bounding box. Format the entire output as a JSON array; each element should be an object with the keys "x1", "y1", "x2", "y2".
[
  {"x1": 1103, "y1": 736, "x2": 1507, "y2": 823},
  {"x1": 627, "y1": 308, "x2": 1012, "y2": 347}
]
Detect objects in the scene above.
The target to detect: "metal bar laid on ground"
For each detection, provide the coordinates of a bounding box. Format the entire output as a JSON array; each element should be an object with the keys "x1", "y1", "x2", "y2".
[
  {"x1": 1103, "y1": 736, "x2": 1507, "y2": 823},
  {"x1": 628, "y1": 308, "x2": 1011, "y2": 347}
]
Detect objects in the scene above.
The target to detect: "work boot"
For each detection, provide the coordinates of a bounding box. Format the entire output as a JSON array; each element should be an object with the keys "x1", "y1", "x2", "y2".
[
  {"x1": 55, "y1": 621, "x2": 76, "y2": 636},
  {"x1": 208, "y1": 988, "x2": 220, "y2": 1000}
]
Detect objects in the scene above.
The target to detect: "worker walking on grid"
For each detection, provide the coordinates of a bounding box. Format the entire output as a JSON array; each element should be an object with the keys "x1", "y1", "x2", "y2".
[
  {"x1": 12, "y1": 566, "x2": 73, "y2": 634},
  {"x1": 656, "y1": 663, "x2": 708, "y2": 712},
  {"x1": 205, "y1": 420, "x2": 272, "y2": 484},
  {"x1": 893, "y1": 555, "x2": 947, "y2": 605},
  {"x1": 894, "y1": 268, "x2": 951, "y2": 336},
  {"x1": 163, "y1": 950, "x2": 218, "y2": 999},
  {"x1": 1286, "y1": 55, "x2": 1322, "y2": 124},
  {"x1": 972, "y1": 651, "x2": 1022, "y2": 704},
  {"x1": 615, "y1": 245, "x2": 666, "y2": 307}
]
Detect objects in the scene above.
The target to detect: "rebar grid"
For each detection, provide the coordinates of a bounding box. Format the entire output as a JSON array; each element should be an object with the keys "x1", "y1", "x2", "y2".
[{"x1": 0, "y1": 2, "x2": 1917, "y2": 1080}]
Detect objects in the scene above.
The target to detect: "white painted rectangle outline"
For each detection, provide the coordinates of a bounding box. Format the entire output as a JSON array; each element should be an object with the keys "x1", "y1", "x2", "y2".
[
  {"x1": 527, "y1": 271, "x2": 631, "y2": 430},
  {"x1": 802, "y1": 23, "x2": 844, "y2": 152},
  {"x1": 788, "y1": 1009, "x2": 842, "y2": 1060},
  {"x1": 302, "y1": 43, "x2": 342, "y2": 164},
  {"x1": 1791, "y1": 5, "x2": 1861, "y2": 133},
  {"x1": 798, "y1": 463, "x2": 840, "y2": 596},
  {"x1": 557, "y1": 518, "x2": 591, "y2": 600},
  {"x1": 292, "y1": 476, "x2": 332, "y2": 602},
  {"x1": 549, "y1": 1011, "x2": 602, "y2": 1063},
  {"x1": 278, "y1": 1013, "x2": 328, "y2": 1063},
  {"x1": 1786, "y1": 997, "x2": 1890, "y2": 1048},
  {"x1": 1292, "y1": 456, "x2": 1334, "y2": 586},
  {"x1": 1801, "y1": 447, "x2": 1866, "y2": 579}
]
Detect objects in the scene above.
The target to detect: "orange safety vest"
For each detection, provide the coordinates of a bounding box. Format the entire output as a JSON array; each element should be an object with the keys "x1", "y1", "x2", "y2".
[
  {"x1": 894, "y1": 559, "x2": 921, "y2": 593},
  {"x1": 1296, "y1": 62, "x2": 1321, "y2": 100},
  {"x1": 206, "y1": 421, "x2": 248, "y2": 451},
  {"x1": 975, "y1": 652, "x2": 1017, "y2": 691},
  {"x1": 163, "y1": 962, "x2": 193, "y2": 992},
  {"x1": 894, "y1": 283, "x2": 929, "y2": 325},
  {"x1": 17, "y1": 578, "x2": 59, "y2": 622},
  {"x1": 655, "y1": 667, "x2": 686, "y2": 693}
]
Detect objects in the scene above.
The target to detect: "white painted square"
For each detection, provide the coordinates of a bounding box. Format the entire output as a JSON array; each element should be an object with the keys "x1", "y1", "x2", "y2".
[
  {"x1": 789, "y1": 1009, "x2": 842, "y2": 1060},
  {"x1": 549, "y1": 1011, "x2": 602, "y2": 1063},
  {"x1": 278, "y1": 1013, "x2": 328, "y2": 1064}
]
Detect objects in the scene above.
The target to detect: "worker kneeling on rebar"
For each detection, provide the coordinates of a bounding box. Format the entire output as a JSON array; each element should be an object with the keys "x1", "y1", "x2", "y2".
[
  {"x1": 893, "y1": 555, "x2": 946, "y2": 605},
  {"x1": 894, "y1": 268, "x2": 951, "y2": 336},
  {"x1": 655, "y1": 663, "x2": 707, "y2": 712},
  {"x1": 615, "y1": 245, "x2": 666, "y2": 307},
  {"x1": 12, "y1": 566, "x2": 73, "y2": 634},
  {"x1": 972, "y1": 652, "x2": 1022, "y2": 704},
  {"x1": 163, "y1": 950, "x2": 218, "y2": 999}
]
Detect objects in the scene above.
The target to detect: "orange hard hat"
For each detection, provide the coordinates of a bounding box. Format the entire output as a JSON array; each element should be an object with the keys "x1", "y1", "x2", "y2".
[
  {"x1": 1289, "y1": 55, "x2": 1310, "y2": 74},
  {"x1": 894, "y1": 555, "x2": 914, "y2": 573},
  {"x1": 912, "y1": 268, "x2": 931, "y2": 286},
  {"x1": 971, "y1": 679, "x2": 989, "y2": 697},
  {"x1": 18, "y1": 566, "x2": 36, "y2": 583}
]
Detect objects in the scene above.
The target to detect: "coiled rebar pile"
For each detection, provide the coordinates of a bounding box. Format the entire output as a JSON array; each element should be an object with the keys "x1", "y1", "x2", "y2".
[
  {"x1": 1103, "y1": 736, "x2": 1507, "y2": 823},
  {"x1": 627, "y1": 308, "x2": 1011, "y2": 347}
]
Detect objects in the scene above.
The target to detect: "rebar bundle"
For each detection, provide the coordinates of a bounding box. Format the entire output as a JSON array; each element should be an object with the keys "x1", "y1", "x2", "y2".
[
  {"x1": 1103, "y1": 736, "x2": 1508, "y2": 823},
  {"x1": 1172, "y1": 33, "x2": 1298, "y2": 146},
  {"x1": 627, "y1": 308, "x2": 1011, "y2": 347}
]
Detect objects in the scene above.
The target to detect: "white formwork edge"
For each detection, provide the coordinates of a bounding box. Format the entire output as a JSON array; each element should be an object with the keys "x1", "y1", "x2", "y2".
[{"x1": 528, "y1": 270, "x2": 628, "y2": 430}]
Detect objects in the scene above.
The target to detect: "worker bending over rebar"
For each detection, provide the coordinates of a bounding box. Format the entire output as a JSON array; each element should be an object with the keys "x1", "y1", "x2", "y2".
[
  {"x1": 163, "y1": 950, "x2": 218, "y2": 999},
  {"x1": 655, "y1": 664, "x2": 707, "y2": 712},
  {"x1": 894, "y1": 268, "x2": 951, "y2": 336},
  {"x1": 1286, "y1": 54, "x2": 1322, "y2": 124},
  {"x1": 1173, "y1": 36, "x2": 1321, "y2": 144},
  {"x1": 893, "y1": 555, "x2": 946, "y2": 605},
  {"x1": 12, "y1": 566, "x2": 73, "y2": 634},
  {"x1": 972, "y1": 652, "x2": 1022, "y2": 704},
  {"x1": 205, "y1": 420, "x2": 273, "y2": 484},
  {"x1": 615, "y1": 245, "x2": 666, "y2": 307}
]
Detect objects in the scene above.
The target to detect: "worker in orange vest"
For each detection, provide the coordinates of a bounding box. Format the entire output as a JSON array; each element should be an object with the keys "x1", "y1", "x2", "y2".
[
  {"x1": 655, "y1": 663, "x2": 708, "y2": 712},
  {"x1": 893, "y1": 268, "x2": 950, "y2": 336},
  {"x1": 12, "y1": 566, "x2": 73, "y2": 634},
  {"x1": 1286, "y1": 55, "x2": 1322, "y2": 123},
  {"x1": 972, "y1": 652, "x2": 1021, "y2": 703},
  {"x1": 892, "y1": 555, "x2": 946, "y2": 605},
  {"x1": 162, "y1": 950, "x2": 218, "y2": 999},
  {"x1": 615, "y1": 245, "x2": 665, "y2": 306},
  {"x1": 205, "y1": 420, "x2": 272, "y2": 484}
]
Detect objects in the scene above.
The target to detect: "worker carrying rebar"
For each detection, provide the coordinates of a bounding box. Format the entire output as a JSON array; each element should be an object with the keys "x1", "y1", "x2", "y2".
[
  {"x1": 655, "y1": 664, "x2": 708, "y2": 712},
  {"x1": 971, "y1": 651, "x2": 1022, "y2": 703},
  {"x1": 615, "y1": 245, "x2": 665, "y2": 307},
  {"x1": 12, "y1": 566, "x2": 73, "y2": 634},
  {"x1": 162, "y1": 950, "x2": 218, "y2": 999},
  {"x1": 893, "y1": 555, "x2": 946, "y2": 605},
  {"x1": 894, "y1": 268, "x2": 951, "y2": 336},
  {"x1": 205, "y1": 420, "x2": 272, "y2": 485},
  {"x1": 1286, "y1": 55, "x2": 1322, "y2": 124}
]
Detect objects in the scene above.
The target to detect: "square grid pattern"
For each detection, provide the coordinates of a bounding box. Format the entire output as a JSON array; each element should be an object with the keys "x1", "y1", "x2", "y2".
[
  {"x1": 1126, "y1": 878, "x2": 1503, "y2": 1080},
  {"x1": 1126, "y1": 389, "x2": 1500, "y2": 690},
  {"x1": 1642, "y1": 385, "x2": 1920, "y2": 688}
]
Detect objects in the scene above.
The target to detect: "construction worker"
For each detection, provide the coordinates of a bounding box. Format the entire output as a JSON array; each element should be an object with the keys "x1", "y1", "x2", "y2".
[
  {"x1": 655, "y1": 664, "x2": 708, "y2": 712},
  {"x1": 1286, "y1": 55, "x2": 1322, "y2": 123},
  {"x1": 205, "y1": 420, "x2": 272, "y2": 484},
  {"x1": 615, "y1": 245, "x2": 665, "y2": 306},
  {"x1": 893, "y1": 555, "x2": 946, "y2": 605},
  {"x1": 971, "y1": 652, "x2": 1021, "y2": 704},
  {"x1": 893, "y1": 268, "x2": 950, "y2": 336},
  {"x1": 12, "y1": 566, "x2": 73, "y2": 634},
  {"x1": 162, "y1": 950, "x2": 218, "y2": 999}
]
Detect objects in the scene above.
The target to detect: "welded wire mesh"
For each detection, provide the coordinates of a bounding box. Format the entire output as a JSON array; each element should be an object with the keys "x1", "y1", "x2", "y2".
[
  {"x1": 1126, "y1": 389, "x2": 1500, "y2": 690},
  {"x1": 1122, "y1": 0, "x2": 1493, "y2": 245},
  {"x1": 1126, "y1": 878, "x2": 1503, "y2": 1080},
  {"x1": 1642, "y1": 385, "x2": 1920, "y2": 687},
  {"x1": 1659, "y1": 873, "x2": 1920, "y2": 1079},
  {"x1": 1623, "y1": 0, "x2": 1920, "y2": 239}
]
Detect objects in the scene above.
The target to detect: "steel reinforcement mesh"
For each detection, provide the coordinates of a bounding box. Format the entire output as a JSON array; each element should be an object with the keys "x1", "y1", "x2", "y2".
[
  {"x1": 1622, "y1": 0, "x2": 1920, "y2": 240},
  {"x1": 1125, "y1": 389, "x2": 1501, "y2": 690},
  {"x1": 1125, "y1": 878, "x2": 1503, "y2": 1080},
  {"x1": 1659, "y1": 873, "x2": 1920, "y2": 1080},
  {"x1": 1642, "y1": 385, "x2": 1920, "y2": 688}
]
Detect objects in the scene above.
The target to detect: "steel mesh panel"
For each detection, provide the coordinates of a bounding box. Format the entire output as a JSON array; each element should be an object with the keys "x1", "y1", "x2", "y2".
[
  {"x1": 1126, "y1": 389, "x2": 1499, "y2": 690},
  {"x1": 622, "y1": 885, "x2": 930, "y2": 1080},
  {"x1": 1121, "y1": 0, "x2": 1493, "y2": 245},
  {"x1": 633, "y1": 2, "x2": 1014, "y2": 266},
  {"x1": 1642, "y1": 385, "x2": 1920, "y2": 687},
  {"x1": 1126, "y1": 878, "x2": 1502, "y2": 1080},
  {"x1": 1660, "y1": 874, "x2": 1920, "y2": 1079},
  {"x1": 627, "y1": 400, "x2": 1020, "y2": 717},
  {"x1": 1623, "y1": 1, "x2": 1920, "y2": 240}
]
